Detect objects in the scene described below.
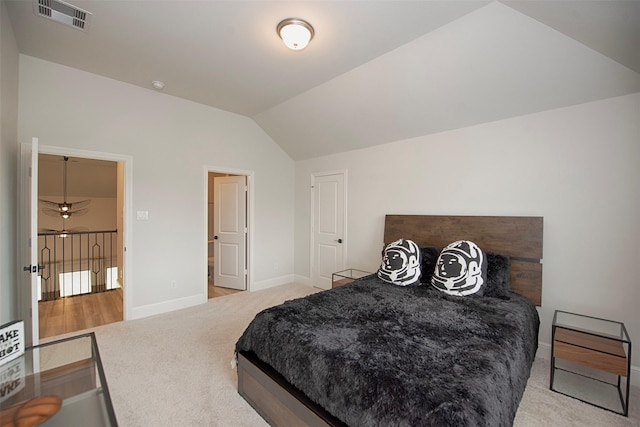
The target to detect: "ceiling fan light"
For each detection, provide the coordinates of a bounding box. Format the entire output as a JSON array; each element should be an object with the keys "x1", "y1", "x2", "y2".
[
  {"x1": 277, "y1": 18, "x2": 314, "y2": 51},
  {"x1": 41, "y1": 155, "x2": 91, "y2": 219}
]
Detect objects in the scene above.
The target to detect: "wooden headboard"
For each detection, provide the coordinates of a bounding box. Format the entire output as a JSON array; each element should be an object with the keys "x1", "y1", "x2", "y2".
[{"x1": 384, "y1": 215, "x2": 543, "y2": 305}]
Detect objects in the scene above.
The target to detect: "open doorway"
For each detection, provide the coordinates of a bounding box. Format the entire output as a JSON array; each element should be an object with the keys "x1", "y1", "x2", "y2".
[
  {"x1": 37, "y1": 154, "x2": 124, "y2": 338},
  {"x1": 206, "y1": 170, "x2": 250, "y2": 298}
]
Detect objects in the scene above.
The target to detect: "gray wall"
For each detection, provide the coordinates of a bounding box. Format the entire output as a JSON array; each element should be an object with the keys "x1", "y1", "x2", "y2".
[
  {"x1": 18, "y1": 55, "x2": 296, "y2": 319},
  {"x1": 295, "y1": 93, "x2": 640, "y2": 366}
]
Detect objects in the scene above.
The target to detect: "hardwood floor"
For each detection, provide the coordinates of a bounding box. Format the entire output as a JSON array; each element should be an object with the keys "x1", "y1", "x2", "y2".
[
  {"x1": 39, "y1": 282, "x2": 242, "y2": 339},
  {"x1": 39, "y1": 288, "x2": 124, "y2": 339},
  {"x1": 208, "y1": 279, "x2": 243, "y2": 298}
]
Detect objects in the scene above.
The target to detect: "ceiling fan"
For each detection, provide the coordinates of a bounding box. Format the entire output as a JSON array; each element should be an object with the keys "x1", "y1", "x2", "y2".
[
  {"x1": 39, "y1": 218, "x2": 88, "y2": 237},
  {"x1": 40, "y1": 156, "x2": 91, "y2": 219}
]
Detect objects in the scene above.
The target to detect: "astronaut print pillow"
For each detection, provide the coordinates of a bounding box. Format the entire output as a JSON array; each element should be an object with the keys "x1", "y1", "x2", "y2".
[
  {"x1": 377, "y1": 239, "x2": 421, "y2": 286},
  {"x1": 431, "y1": 240, "x2": 487, "y2": 296}
]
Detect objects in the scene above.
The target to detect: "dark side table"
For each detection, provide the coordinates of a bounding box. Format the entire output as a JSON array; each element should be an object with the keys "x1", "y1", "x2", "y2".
[{"x1": 551, "y1": 310, "x2": 631, "y2": 416}]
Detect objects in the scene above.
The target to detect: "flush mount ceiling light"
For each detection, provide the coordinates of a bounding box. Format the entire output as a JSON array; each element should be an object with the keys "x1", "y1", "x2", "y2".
[{"x1": 277, "y1": 18, "x2": 314, "y2": 51}]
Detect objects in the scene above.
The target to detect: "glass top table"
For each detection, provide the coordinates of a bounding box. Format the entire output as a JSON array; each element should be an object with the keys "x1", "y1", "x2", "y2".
[
  {"x1": 554, "y1": 310, "x2": 630, "y2": 340},
  {"x1": 0, "y1": 332, "x2": 118, "y2": 426},
  {"x1": 551, "y1": 310, "x2": 631, "y2": 416},
  {"x1": 332, "y1": 268, "x2": 373, "y2": 288}
]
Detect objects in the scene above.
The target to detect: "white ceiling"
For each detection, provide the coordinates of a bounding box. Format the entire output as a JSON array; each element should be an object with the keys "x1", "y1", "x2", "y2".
[{"x1": 6, "y1": 0, "x2": 640, "y2": 160}]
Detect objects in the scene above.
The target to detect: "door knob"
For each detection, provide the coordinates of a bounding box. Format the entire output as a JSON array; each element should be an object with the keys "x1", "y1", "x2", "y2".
[
  {"x1": 23, "y1": 265, "x2": 44, "y2": 273},
  {"x1": 335, "y1": 238, "x2": 343, "y2": 244},
  {"x1": 214, "y1": 236, "x2": 218, "y2": 240}
]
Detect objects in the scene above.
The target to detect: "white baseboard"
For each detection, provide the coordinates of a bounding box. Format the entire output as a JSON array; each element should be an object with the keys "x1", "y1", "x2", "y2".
[
  {"x1": 129, "y1": 275, "x2": 315, "y2": 319},
  {"x1": 250, "y1": 274, "x2": 295, "y2": 291},
  {"x1": 535, "y1": 341, "x2": 552, "y2": 360},
  {"x1": 130, "y1": 293, "x2": 205, "y2": 320},
  {"x1": 294, "y1": 275, "x2": 313, "y2": 286},
  {"x1": 536, "y1": 341, "x2": 639, "y2": 388}
]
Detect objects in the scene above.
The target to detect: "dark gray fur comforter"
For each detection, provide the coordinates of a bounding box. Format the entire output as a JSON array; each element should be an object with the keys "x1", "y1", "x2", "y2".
[{"x1": 236, "y1": 275, "x2": 539, "y2": 426}]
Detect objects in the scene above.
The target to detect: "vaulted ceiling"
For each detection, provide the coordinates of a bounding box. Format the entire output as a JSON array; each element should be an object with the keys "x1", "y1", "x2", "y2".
[{"x1": 5, "y1": 0, "x2": 640, "y2": 160}]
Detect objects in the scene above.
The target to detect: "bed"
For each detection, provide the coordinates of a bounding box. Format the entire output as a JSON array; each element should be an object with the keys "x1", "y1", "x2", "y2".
[{"x1": 236, "y1": 215, "x2": 543, "y2": 426}]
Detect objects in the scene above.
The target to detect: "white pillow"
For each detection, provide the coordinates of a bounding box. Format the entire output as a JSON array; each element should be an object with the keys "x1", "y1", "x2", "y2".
[
  {"x1": 431, "y1": 240, "x2": 487, "y2": 296},
  {"x1": 377, "y1": 239, "x2": 421, "y2": 286}
]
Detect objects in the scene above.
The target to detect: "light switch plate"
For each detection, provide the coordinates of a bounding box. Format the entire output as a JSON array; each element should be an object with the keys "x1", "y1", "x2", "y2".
[{"x1": 136, "y1": 210, "x2": 149, "y2": 220}]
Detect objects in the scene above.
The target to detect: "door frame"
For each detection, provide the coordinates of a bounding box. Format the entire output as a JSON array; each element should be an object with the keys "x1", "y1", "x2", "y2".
[
  {"x1": 309, "y1": 170, "x2": 347, "y2": 288},
  {"x1": 35, "y1": 144, "x2": 133, "y2": 322},
  {"x1": 203, "y1": 166, "x2": 253, "y2": 294},
  {"x1": 18, "y1": 139, "x2": 39, "y2": 345}
]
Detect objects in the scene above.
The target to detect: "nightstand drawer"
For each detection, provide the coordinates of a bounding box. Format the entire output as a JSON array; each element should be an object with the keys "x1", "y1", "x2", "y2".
[{"x1": 553, "y1": 331, "x2": 627, "y2": 376}]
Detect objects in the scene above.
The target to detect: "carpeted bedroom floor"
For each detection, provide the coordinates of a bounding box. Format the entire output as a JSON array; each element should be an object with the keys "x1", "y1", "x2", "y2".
[{"x1": 48, "y1": 283, "x2": 639, "y2": 426}]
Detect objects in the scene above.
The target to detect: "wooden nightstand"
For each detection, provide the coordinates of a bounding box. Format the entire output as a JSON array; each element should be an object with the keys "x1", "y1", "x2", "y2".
[
  {"x1": 331, "y1": 269, "x2": 372, "y2": 288},
  {"x1": 550, "y1": 310, "x2": 631, "y2": 416}
]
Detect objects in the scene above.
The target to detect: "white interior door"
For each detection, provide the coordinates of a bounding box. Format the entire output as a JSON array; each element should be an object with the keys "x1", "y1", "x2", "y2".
[
  {"x1": 312, "y1": 172, "x2": 345, "y2": 290},
  {"x1": 213, "y1": 176, "x2": 247, "y2": 290},
  {"x1": 18, "y1": 138, "x2": 40, "y2": 346}
]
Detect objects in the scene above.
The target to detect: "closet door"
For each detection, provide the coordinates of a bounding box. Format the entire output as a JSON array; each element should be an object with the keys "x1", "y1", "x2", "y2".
[
  {"x1": 213, "y1": 176, "x2": 247, "y2": 290},
  {"x1": 311, "y1": 172, "x2": 346, "y2": 290}
]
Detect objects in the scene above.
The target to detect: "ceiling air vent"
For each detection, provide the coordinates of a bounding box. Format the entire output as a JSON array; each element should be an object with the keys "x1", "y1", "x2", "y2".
[{"x1": 33, "y1": 0, "x2": 91, "y2": 31}]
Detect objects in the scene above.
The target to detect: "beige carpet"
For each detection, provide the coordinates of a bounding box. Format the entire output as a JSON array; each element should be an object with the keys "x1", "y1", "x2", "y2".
[{"x1": 65, "y1": 283, "x2": 638, "y2": 426}]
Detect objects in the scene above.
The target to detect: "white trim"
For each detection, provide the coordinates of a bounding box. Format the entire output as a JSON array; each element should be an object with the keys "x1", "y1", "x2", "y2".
[
  {"x1": 293, "y1": 274, "x2": 313, "y2": 286},
  {"x1": 203, "y1": 166, "x2": 254, "y2": 295},
  {"x1": 343, "y1": 171, "x2": 348, "y2": 267},
  {"x1": 309, "y1": 176, "x2": 314, "y2": 286},
  {"x1": 130, "y1": 293, "x2": 204, "y2": 320},
  {"x1": 18, "y1": 139, "x2": 40, "y2": 345},
  {"x1": 536, "y1": 341, "x2": 551, "y2": 360},
  {"x1": 38, "y1": 144, "x2": 133, "y2": 321},
  {"x1": 309, "y1": 170, "x2": 347, "y2": 289},
  {"x1": 536, "y1": 340, "x2": 640, "y2": 388},
  {"x1": 251, "y1": 274, "x2": 295, "y2": 291}
]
